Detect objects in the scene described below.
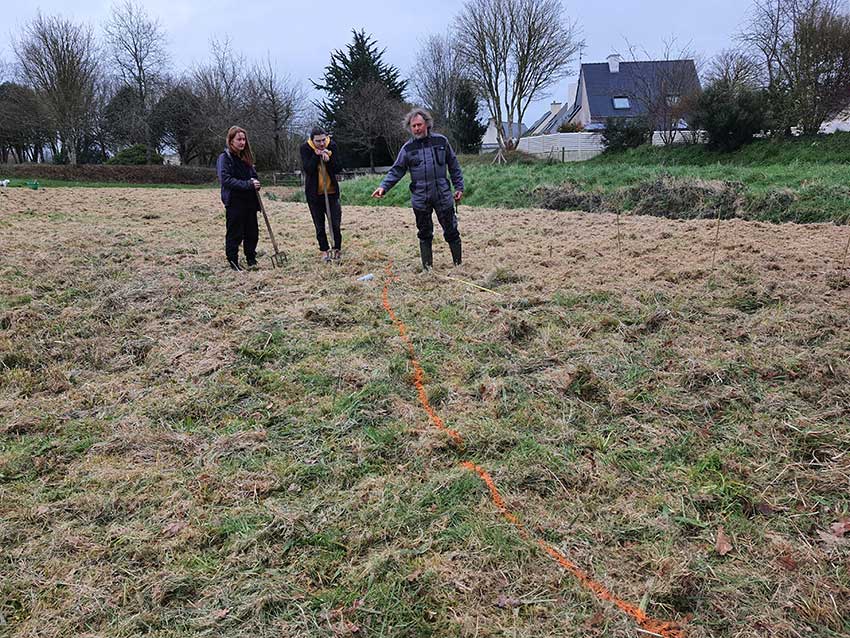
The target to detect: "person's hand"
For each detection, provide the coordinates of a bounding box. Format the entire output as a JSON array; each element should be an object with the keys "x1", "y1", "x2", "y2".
[
  {"x1": 320, "y1": 150, "x2": 330, "y2": 162},
  {"x1": 371, "y1": 187, "x2": 385, "y2": 199},
  {"x1": 251, "y1": 178, "x2": 261, "y2": 190},
  {"x1": 454, "y1": 190, "x2": 463, "y2": 202}
]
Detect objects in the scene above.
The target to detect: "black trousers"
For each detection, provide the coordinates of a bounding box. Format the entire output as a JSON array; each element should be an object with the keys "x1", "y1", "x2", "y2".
[
  {"x1": 225, "y1": 206, "x2": 259, "y2": 265},
  {"x1": 307, "y1": 195, "x2": 342, "y2": 251},
  {"x1": 414, "y1": 202, "x2": 460, "y2": 244}
]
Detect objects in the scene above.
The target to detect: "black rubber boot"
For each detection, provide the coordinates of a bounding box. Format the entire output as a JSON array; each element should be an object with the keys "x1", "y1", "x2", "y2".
[
  {"x1": 449, "y1": 239, "x2": 462, "y2": 266},
  {"x1": 419, "y1": 240, "x2": 433, "y2": 271}
]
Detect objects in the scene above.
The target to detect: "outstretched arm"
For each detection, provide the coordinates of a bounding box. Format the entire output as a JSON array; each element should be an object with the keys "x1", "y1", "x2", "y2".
[{"x1": 372, "y1": 145, "x2": 408, "y2": 198}]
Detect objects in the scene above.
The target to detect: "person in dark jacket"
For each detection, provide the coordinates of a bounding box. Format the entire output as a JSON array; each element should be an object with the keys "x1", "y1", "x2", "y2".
[
  {"x1": 216, "y1": 126, "x2": 261, "y2": 271},
  {"x1": 300, "y1": 127, "x2": 342, "y2": 262},
  {"x1": 372, "y1": 108, "x2": 464, "y2": 270}
]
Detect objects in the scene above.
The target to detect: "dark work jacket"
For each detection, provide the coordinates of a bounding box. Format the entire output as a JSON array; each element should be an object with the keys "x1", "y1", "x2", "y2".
[
  {"x1": 300, "y1": 140, "x2": 341, "y2": 201},
  {"x1": 216, "y1": 148, "x2": 259, "y2": 210},
  {"x1": 379, "y1": 133, "x2": 463, "y2": 210}
]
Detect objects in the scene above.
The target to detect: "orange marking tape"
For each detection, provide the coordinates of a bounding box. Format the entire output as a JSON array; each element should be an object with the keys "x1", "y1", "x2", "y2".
[
  {"x1": 382, "y1": 263, "x2": 683, "y2": 638},
  {"x1": 461, "y1": 461, "x2": 683, "y2": 638},
  {"x1": 382, "y1": 263, "x2": 464, "y2": 446}
]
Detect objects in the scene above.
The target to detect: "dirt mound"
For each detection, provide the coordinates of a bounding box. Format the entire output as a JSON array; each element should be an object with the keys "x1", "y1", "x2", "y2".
[
  {"x1": 533, "y1": 181, "x2": 606, "y2": 212},
  {"x1": 623, "y1": 175, "x2": 744, "y2": 219}
]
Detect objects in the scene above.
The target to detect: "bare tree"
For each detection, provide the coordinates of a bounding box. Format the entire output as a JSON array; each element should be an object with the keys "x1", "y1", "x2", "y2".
[
  {"x1": 0, "y1": 81, "x2": 51, "y2": 162},
  {"x1": 103, "y1": 0, "x2": 170, "y2": 163},
  {"x1": 0, "y1": 59, "x2": 12, "y2": 83},
  {"x1": 191, "y1": 38, "x2": 249, "y2": 165},
  {"x1": 336, "y1": 80, "x2": 407, "y2": 171},
  {"x1": 740, "y1": 0, "x2": 790, "y2": 87},
  {"x1": 245, "y1": 57, "x2": 306, "y2": 171},
  {"x1": 90, "y1": 79, "x2": 118, "y2": 162},
  {"x1": 740, "y1": 0, "x2": 850, "y2": 133},
  {"x1": 706, "y1": 49, "x2": 763, "y2": 89},
  {"x1": 411, "y1": 34, "x2": 467, "y2": 129},
  {"x1": 14, "y1": 13, "x2": 100, "y2": 164},
  {"x1": 152, "y1": 79, "x2": 204, "y2": 165},
  {"x1": 455, "y1": 0, "x2": 583, "y2": 150}
]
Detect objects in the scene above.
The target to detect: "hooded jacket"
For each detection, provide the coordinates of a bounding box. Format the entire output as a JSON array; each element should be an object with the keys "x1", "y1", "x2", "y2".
[{"x1": 379, "y1": 132, "x2": 463, "y2": 210}]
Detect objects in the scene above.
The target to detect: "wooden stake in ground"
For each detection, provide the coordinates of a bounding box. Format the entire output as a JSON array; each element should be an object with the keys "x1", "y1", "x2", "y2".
[
  {"x1": 616, "y1": 211, "x2": 622, "y2": 257},
  {"x1": 711, "y1": 208, "x2": 722, "y2": 268}
]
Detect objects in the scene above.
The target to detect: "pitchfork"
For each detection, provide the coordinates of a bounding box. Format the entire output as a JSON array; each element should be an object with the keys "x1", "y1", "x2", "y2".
[{"x1": 256, "y1": 189, "x2": 287, "y2": 268}]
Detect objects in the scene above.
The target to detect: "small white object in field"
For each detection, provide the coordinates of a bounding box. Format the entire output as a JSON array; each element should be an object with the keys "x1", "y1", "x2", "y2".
[
  {"x1": 357, "y1": 273, "x2": 375, "y2": 281},
  {"x1": 0, "y1": 179, "x2": 9, "y2": 188}
]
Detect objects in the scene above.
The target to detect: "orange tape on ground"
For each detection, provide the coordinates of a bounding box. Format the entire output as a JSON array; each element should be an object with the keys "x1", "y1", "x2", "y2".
[
  {"x1": 382, "y1": 263, "x2": 683, "y2": 638},
  {"x1": 461, "y1": 461, "x2": 684, "y2": 638},
  {"x1": 381, "y1": 264, "x2": 464, "y2": 446}
]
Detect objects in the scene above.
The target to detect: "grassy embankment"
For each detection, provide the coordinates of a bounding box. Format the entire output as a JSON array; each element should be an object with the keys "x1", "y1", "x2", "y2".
[{"x1": 336, "y1": 132, "x2": 850, "y2": 224}]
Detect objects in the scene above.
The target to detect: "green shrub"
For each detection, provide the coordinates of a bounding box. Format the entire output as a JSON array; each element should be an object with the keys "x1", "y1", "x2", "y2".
[
  {"x1": 692, "y1": 82, "x2": 766, "y2": 152},
  {"x1": 557, "y1": 121, "x2": 584, "y2": 133},
  {"x1": 106, "y1": 144, "x2": 164, "y2": 166},
  {"x1": 601, "y1": 117, "x2": 652, "y2": 152}
]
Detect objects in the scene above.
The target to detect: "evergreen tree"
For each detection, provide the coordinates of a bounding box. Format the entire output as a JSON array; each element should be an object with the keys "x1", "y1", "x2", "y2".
[
  {"x1": 312, "y1": 30, "x2": 407, "y2": 167},
  {"x1": 450, "y1": 80, "x2": 486, "y2": 154}
]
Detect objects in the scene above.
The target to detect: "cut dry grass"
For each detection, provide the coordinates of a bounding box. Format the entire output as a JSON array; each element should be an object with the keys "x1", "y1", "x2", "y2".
[{"x1": 1, "y1": 187, "x2": 849, "y2": 637}]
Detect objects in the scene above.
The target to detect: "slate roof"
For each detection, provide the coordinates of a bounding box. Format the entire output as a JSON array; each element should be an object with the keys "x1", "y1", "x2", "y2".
[
  {"x1": 528, "y1": 59, "x2": 701, "y2": 134},
  {"x1": 579, "y1": 59, "x2": 700, "y2": 122}
]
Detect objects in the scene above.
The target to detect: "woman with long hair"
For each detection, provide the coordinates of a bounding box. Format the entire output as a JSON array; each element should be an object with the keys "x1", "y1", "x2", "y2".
[{"x1": 216, "y1": 126, "x2": 261, "y2": 271}]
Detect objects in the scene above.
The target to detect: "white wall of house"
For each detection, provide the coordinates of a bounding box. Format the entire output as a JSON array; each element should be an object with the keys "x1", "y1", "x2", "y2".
[
  {"x1": 481, "y1": 118, "x2": 501, "y2": 147},
  {"x1": 481, "y1": 118, "x2": 526, "y2": 151},
  {"x1": 568, "y1": 76, "x2": 592, "y2": 127},
  {"x1": 820, "y1": 107, "x2": 850, "y2": 133}
]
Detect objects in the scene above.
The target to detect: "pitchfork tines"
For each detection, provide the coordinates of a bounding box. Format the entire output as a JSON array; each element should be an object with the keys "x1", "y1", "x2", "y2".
[{"x1": 256, "y1": 190, "x2": 287, "y2": 268}]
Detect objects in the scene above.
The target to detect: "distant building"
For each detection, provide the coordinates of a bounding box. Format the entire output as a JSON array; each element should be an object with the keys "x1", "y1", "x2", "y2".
[
  {"x1": 526, "y1": 54, "x2": 701, "y2": 134},
  {"x1": 480, "y1": 118, "x2": 528, "y2": 152}
]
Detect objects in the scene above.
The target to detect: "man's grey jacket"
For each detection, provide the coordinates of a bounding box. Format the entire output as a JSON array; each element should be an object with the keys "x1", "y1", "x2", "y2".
[{"x1": 379, "y1": 133, "x2": 464, "y2": 211}]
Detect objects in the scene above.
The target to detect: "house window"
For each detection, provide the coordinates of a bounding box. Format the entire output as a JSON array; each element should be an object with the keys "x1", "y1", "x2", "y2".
[{"x1": 612, "y1": 96, "x2": 630, "y2": 109}]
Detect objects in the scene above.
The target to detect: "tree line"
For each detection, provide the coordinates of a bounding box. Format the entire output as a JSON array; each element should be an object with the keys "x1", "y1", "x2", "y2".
[{"x1": 2, "y1": 0, "x2": 848, "y2": 168}]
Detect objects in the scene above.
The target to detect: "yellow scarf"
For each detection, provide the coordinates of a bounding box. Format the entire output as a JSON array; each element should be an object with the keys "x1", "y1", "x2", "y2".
[{"x1": 307, "y1": 136, "x2": 335, "y2": 195}]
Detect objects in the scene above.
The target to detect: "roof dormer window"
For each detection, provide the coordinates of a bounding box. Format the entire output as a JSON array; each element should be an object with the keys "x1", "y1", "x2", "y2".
[{"x1": 612, "y1": 96, "x2": 630, "y2": 109}]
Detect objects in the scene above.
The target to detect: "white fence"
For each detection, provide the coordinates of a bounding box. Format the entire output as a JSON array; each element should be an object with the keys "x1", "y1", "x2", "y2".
[
  {"x1": 516, "y1": 132, "x2": 605, "y2": 161},
  {"x1": 515, "y1": 130, "x2": 703, "y2": 161}
]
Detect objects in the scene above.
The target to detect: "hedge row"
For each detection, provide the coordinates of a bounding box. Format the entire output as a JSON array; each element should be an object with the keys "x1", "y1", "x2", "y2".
[{"x1": 1, "y1": 163, "x2": 218, "y2": 184}]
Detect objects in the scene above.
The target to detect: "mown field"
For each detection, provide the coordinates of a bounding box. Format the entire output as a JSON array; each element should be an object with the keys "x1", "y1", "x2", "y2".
[{"x1": 1, "y1": 186, "x2": 849, "y2": 638}]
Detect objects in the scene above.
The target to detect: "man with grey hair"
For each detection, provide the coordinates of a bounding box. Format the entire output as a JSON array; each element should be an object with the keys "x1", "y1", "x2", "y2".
[{"x1": 372, "y1": 107, "x2": 464, "y2": 269}]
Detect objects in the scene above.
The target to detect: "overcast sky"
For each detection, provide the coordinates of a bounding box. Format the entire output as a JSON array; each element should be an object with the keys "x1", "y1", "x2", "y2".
[{"x1": 3, "y1": 0, "x2": 756, "y2": 125}]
